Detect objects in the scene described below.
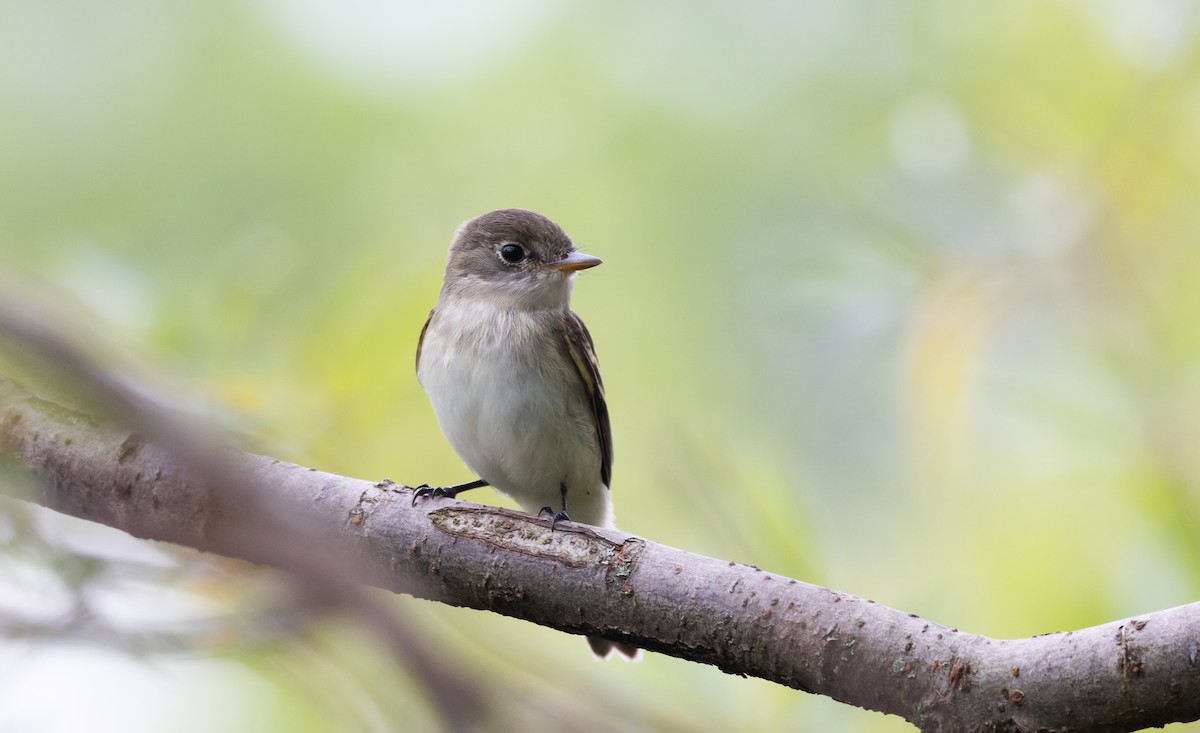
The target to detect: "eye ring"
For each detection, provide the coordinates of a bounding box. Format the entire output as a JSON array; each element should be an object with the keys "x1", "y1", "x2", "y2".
[{"x1": 499, "y1": 243, "x2": 526, "y2": 264}]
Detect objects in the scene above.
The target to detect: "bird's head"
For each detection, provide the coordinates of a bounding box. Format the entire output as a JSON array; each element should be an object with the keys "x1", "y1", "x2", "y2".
[{"x1": 441, "y1": 209, "x2": 601, "y2": 310}]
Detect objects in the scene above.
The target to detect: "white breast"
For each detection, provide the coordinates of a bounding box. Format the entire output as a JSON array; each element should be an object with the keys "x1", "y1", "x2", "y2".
[{"x1": 418, "y1": 301, "x2": 612, "y2": 527}]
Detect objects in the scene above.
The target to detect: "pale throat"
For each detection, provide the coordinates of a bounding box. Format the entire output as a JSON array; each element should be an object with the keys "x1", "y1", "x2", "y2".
[{"x1": 444, "y1": 271, "x2": 575, "y2": 313}]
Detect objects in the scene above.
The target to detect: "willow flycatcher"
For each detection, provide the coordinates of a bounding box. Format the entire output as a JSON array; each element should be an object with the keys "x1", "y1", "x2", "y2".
[{"x1": 413, "y1": 208, "x2": 637, "y2": 660}]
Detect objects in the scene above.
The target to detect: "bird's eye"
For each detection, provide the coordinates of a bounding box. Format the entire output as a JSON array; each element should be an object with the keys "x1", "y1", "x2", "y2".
[{"x1": 499, "y1": 244, "x2": 526, "y2": 263}]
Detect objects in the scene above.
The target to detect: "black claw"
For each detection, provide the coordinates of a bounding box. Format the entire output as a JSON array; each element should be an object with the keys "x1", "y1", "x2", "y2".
[
  {"x1": 411, "y1": 478, "x2": 490, "y2": 507},
  {"x1": 411, "y1": 484, "x2": 445, "y2": 506},
  {"x1": 538, "y1": 506, "x2": 571, "y2": 531}
]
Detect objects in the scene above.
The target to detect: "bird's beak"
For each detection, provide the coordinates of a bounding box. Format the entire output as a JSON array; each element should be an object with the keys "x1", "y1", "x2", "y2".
[{"x1": 546, "y1": 251, "x2": 603, "y2": 272}]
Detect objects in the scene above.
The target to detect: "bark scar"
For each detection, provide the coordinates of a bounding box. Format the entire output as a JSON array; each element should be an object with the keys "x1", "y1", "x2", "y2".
[
  {"x1": 1118, "y1": 623, "x2": 1145, "y2": 678},
  {"x1": 428, "y1": 505, "x2": 639, "y2": 570}
]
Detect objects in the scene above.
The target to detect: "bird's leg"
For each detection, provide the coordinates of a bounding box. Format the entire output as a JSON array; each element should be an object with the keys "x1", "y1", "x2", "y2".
[
  {"x1": 538, "y1": 484, "x2": 571, "y2": 530},
  {"x1": 411, "y1": 478, "x2": 489, "y2": 506}
]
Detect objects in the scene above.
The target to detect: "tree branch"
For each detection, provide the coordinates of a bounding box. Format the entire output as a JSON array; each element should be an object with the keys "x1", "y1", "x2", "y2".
[
  {"x1": 0, "y1": 297, "x2": 488, "y2": 732},
  {"x1": 2, "y1": 378, "x2": 1198, "y2": 732}
]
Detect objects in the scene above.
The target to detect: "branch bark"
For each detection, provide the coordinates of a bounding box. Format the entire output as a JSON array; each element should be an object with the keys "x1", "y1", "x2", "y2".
[{"x1": 2, "y1": 377, "x2": 1199, "y2": 733}]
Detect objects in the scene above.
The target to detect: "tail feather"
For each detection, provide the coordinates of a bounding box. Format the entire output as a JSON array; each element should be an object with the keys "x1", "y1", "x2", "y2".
[{"x1": 587, "y1": 635, "x2": 642, "y2": 661}]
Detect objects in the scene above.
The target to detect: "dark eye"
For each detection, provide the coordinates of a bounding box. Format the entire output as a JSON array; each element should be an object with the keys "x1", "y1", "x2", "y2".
[{"x1": 499, "y1": 244, "x2": 525, "y2": 263}]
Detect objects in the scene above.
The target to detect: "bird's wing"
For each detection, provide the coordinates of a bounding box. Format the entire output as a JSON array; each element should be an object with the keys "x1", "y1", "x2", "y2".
[
  {"x1": 415, "y1": 308, "x2": 436, "y2": 384},
  {"x1": 562, "y1": 310, "x2": 613, "y2": 488}
]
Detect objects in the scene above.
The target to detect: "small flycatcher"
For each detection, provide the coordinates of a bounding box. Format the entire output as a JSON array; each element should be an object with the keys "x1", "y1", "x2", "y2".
[{"x1": 413, "y1": 209, "x2": 636, "y2": 660}]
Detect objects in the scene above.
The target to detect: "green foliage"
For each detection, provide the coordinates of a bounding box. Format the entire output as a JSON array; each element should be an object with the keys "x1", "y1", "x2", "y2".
[{"x1": 2, "y1": 1, "x2": 1199, "y2": 730}]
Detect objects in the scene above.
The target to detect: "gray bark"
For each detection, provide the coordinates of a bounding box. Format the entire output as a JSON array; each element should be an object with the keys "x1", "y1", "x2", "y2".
[{"x1": 2, "y1": 376, "x2": 1199, "y2": 733}]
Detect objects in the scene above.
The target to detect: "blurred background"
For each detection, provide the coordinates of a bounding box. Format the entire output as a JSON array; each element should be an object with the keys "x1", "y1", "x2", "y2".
[{"x1": 2, "y1": 0, "x2": 1200, "y2": 730}]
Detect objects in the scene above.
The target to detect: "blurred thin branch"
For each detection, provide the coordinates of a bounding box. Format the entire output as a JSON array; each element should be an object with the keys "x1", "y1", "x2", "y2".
[
  {"x1": 0, "y1": 294, "x2": 489, "y2": 733},
  {"x1": 0, "y1": 605, "x2": 221, "y2": 654},
  {"x1": 1, "y1": 302, "x2": 1198, "y2": 732}
]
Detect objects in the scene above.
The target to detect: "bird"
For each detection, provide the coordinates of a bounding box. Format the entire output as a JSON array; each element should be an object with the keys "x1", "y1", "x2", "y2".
[{"x1": 412, "y1": 208, "x2": 638, "y2": 660}]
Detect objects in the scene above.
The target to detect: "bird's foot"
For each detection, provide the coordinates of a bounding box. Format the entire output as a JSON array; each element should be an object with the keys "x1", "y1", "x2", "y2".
[
  {"x1": 538, "y1": 506, "x2": 571, "y2": 531},
  {"x1": 410, "y1": 478, "x2": 489, "y2": 507},
  {"x1": 411, "y1": 484, "x2": 451, "y2": 506}
]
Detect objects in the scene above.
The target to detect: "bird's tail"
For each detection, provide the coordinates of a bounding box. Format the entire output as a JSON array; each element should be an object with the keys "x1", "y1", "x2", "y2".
[{"x1": 587, "y1": 635, "x2": 642, "y2": 661}]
